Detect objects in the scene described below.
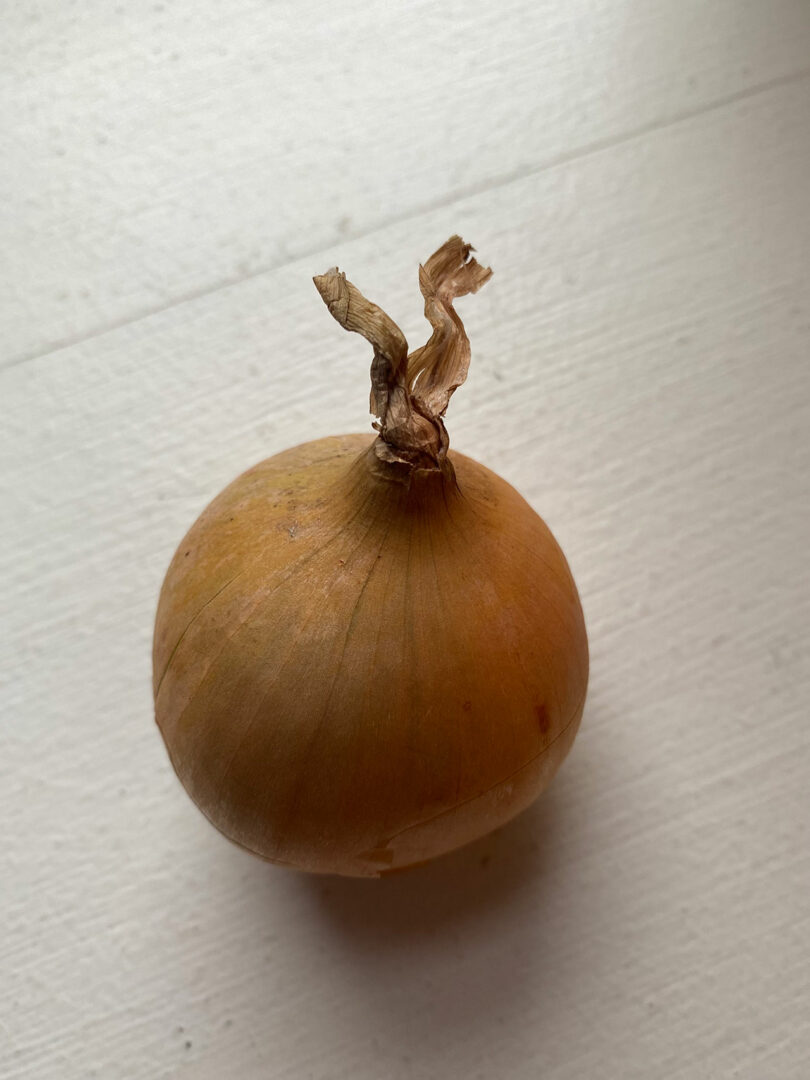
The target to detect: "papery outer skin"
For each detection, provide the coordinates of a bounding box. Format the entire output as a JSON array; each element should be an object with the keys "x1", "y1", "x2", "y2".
[{"x1": 153, "y1": 434, "x2": 589, "y2": 877}]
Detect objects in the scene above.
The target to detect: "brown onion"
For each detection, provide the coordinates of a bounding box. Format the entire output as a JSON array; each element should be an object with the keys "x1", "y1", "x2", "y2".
[{"x1": 153, "y1": 237, "x2": 588, "y2": 877}]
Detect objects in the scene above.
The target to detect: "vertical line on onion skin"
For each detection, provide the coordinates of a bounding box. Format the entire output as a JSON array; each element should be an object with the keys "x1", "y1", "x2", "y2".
[
  {"x1": 206, "y1": 497, "x2": 389, "y2": 841},
  {"x1": 155, "y1": 473, "x2": 376, "y2": 707},
  {"x1": 163, "y1": 480, "x2": 379, "y2": 740},
  {"x1": 269, "y1": 507, "x2": 399, "y2": 851},
  {"x1": 154, "y1": 572, "x2": 241, "y2": 699}
]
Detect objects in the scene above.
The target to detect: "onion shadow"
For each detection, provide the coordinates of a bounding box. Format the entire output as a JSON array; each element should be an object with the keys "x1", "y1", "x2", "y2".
[
  {"x1": 282, "y1": 771, "x2": 586, "y2": 1057},
  {"x1": 295, "y1": 775, "x2": 574, "y2": 944}
]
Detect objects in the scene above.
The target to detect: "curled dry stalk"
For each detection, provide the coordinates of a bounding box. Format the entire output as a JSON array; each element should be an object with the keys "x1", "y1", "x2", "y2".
[{"x1": 314, "y1": 236, "x2": 492, "y2": 477}]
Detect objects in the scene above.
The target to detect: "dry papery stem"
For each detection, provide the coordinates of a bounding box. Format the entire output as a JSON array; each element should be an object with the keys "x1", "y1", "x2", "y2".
[{"x1": 314, "y1": 236, "x2": 492, "y2": 477}]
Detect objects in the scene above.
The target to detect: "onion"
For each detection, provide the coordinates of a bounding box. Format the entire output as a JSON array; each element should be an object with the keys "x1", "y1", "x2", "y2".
[{"x1": 153, "y1": 236, "x2": 588, "y2": 877}]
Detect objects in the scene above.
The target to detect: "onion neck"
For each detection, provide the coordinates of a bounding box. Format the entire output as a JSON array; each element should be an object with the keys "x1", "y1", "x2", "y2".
[
  {"x1": 363, "y1": 436, "x2": 456, "y2": 490},
  {"x1": 313, "y1": 236, "x2": 492, "y2": 481},
  {"x1": 333, "y1": 440, "x2": 460, "y2": 531}
]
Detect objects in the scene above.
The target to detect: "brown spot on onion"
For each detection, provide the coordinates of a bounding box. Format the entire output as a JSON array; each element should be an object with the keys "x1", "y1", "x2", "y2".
[{"x1": 535, "y1": 703, "x2": 550, "y2": 736}]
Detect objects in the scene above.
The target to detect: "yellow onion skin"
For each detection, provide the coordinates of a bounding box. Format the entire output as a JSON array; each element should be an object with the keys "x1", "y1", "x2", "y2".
[{"x1": 153, "y1": 433, "x2": 588, "y2": 876}]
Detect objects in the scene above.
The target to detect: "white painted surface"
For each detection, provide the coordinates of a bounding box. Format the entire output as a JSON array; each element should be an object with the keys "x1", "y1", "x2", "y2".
[
  {"x1": 4, "y1": 0, "x2": 810, "y2": 367},
  {"x1": 2, "y1": 4, "x2": 809, "y2": 1078}
]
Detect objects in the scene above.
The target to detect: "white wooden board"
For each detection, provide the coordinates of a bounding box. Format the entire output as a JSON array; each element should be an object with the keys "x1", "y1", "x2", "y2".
[
  {"x1": 3, "y1": 0, "x2": 810, "y2": 366},
  {"x1": 2, "y1": 4, "x2": 809, "y2": 1079}
]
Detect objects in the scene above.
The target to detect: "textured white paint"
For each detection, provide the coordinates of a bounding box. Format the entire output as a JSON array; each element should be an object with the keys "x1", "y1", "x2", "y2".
[
  {"x1": 2, "y1": 4, "x2": 810, "y2": 1079},
  {"x1": 3, "y1": 0, "x2": 810, "y2": 366}
]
